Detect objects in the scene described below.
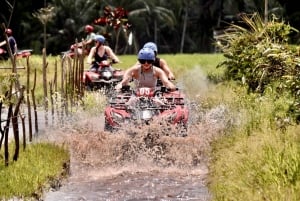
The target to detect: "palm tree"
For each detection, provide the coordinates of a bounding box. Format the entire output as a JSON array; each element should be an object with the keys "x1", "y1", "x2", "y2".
[
  {"x1": 127, "y1": 0, "x2": 176, "y2": 51},
  {"x1": 46, "y1": 0, "x2": 99, "y2": 54},
  {"x1": 96, "y1": 0, "x2": 176, "y2": 54}
]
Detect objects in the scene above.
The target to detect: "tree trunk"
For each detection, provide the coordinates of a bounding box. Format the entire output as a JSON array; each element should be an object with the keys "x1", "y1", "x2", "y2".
[
  {"x1": 154, "y1": 19, "x2": 158, "y2": 45},
  {"x1": 43, "y1": 48, "x2": 48, "y2": 126},
  {"x1": 180, "y1": 7, "x2": 188, "y2": 53},
  {"x1": 264, "y1": 0, "x2": 268, "y2": 23}
]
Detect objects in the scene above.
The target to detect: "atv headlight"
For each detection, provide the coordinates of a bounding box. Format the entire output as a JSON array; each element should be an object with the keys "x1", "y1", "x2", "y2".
[
  {"x1": 140, "y1": 110, "x2": 153, "y2": 120},
  {"x1": 102, "y1": 71, "x2": 112, "y2": 79}
]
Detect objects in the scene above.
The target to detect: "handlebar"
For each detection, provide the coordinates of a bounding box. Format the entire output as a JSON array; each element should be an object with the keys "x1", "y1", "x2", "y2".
[{"x1": 120, "y1": 85, "x2": 178, "y2": 95}]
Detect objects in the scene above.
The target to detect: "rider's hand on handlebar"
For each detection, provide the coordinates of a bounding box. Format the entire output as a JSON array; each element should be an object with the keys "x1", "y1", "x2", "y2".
[
  {"x1": 115, "y1": 83, "x2": 122, "y2": 91},
  {"x1": 168, "y1": 74, "x2": 175, "y2": 80},
  {"x1": 112, "y1": 59, "x2": 120, "y2": 64}
]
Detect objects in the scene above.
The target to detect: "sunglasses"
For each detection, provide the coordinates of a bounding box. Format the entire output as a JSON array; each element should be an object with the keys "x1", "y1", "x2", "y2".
[{"x1": 138, "y1": 59, "x2": 153, "y2": 64}]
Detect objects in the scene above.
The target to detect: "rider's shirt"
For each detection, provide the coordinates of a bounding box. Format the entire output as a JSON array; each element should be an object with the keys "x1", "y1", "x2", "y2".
[
  {"x1": 85, "y1": 32, "x2": 96, "y2": 50},
  {"x1": 94, "y1": 46, "x2": 108, "y2": 63},
  {"x1": 135, "y1": 65, "x2": 157, "y2": 88},
  {"x1": 8, "y1": 36, "x2": 17, "y2": 54},
  {"x1": 86, "y1": 32, "x2": 96, "y2": 42}
]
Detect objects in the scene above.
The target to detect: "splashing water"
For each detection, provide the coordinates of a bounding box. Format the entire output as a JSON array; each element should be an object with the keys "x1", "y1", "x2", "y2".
[{"x1": 42, "y1": 66, "x2": 232, "y2": 201}]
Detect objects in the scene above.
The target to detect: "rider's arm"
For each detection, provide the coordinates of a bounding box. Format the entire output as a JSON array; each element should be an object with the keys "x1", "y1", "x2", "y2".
[
  {"x1": 87, "y1": 47, "x2": 96, "y2": 64},
  {"x1": 160, "y1": 58, "x2": 175, "y2": 80},
  {"x1": 155, "y1": 67, "x2": 176, "y2": 91},
  {"x1": 115, "y1": 65, "x2": 137, "y2": 90},
  {"x1": 120, "y1": 66, "x2": 136, "y2": 86},
  {"x1": 105, "y1": 46, "x2": 120, "y2": 63},
  {"x1": 0, "y1": 40, "x2": 6, "y2": 47},
  {"x1": 84, "y1": 32, "x2": 96, "y2": 46}
]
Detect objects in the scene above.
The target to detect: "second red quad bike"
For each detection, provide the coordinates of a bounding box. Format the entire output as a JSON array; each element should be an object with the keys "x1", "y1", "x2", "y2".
[
  {"x1": 83, "y1": 60, "x2": 124, "y2": 92},
  {"x1": 0, "y1": 48, "x2": 32, "y2": 60}
]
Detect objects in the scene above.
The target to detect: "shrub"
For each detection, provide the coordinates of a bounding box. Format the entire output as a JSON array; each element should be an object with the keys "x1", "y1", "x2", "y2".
[{"x1": 216, "y1": 13, "x2": 300, "y2": 122}]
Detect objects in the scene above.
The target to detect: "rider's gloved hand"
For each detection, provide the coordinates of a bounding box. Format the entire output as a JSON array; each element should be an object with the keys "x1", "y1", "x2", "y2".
[{"x1": 115, "y1": 83, "x2": 122, "y2": 91}]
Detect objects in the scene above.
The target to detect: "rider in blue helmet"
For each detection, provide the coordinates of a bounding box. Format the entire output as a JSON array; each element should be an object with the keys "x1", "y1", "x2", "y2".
[
  {"x1": 143, "y1": 42, "x2": 157, "y2": 53},
  {"x1": 138, "y1": 46, "x2": 155, "y2": 61},
  {"x1": 87, "y1": 34, "x2": 120, "y2": 71},
  {"x1": 94, "y1": 35, "x2": 105, "y2": 43},
  {"x1": 143, "y1": 42, "x2": 175, "y2": 80},
  {"x1": 115, "y1": 47, "x2": 176, "y2": 90}
]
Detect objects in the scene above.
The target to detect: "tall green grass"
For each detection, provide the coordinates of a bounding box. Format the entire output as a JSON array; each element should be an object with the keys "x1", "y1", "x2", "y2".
[
  {"x1": 116, "y1": 53, "x2": 225, "y2": 77},
  {"x1": 208, "y1": 83, "x2": 300, "y2": 200},
  {"x1": 0, "y1": 143, "x2": 69, "y2": 200}
]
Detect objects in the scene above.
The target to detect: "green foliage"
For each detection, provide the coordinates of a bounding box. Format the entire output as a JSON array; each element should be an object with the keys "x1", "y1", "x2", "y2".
[
  {"x1": 217, "y1": 13, "x2": 295, "y2": 89},
  {"x1": 0, "y1": 73, "x2": 12, "y2": 95},
  {"x1": 0, "y1": 72, "x2": 20, "y2": 104},
  {"x1": 0, "y1": 143, "x2": 69, "y2": 200},
  {"x1": 210, "y1": 129, "x2": 300, "y2": 201},
  {"x1": 217, "y1": 13, "x2": 300, "y2": 121},
  {"x1": 82, "y1": 91, "x2": 108, "y2": 114}
]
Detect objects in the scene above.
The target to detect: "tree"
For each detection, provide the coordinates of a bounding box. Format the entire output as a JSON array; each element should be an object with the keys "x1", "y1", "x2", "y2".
[
  {"x1": 45, "y1": 0, "x2": 99, "y2": 54},
  {"x1": 94, "y1": 6, "x2": 131, "y2": 54},
  {"x1": 2, "y1": 0, "x2": 300, "y2": 54},
  {"x1": 127, "y1": 0, "x2": 176, "y2": 52}
]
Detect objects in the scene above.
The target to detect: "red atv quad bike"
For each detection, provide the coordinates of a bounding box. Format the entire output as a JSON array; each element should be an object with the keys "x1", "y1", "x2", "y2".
[
  {"x1": 61, "y1": 44, "x2": 89, "y2": 59},
  {"x1": 0, "y1": 47, "x2": 7, "y2": 59},
  {"x1": 104, "y1": 85, "x2": 189, "y2": 136},
  {"x1": 83, "y1": 60, "x2": 124, "y2": 92},
  {"x1": 0, "y1": 48, "x2": 32, "y2": 60},
  {"x1": 16, "y1": 49, "x2": 32, "y2": 59}
]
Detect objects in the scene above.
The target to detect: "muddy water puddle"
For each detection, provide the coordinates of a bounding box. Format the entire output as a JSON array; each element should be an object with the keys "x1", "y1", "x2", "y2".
[{"x1": 44, "y1": 165, "x2": 210, "y2": 201}]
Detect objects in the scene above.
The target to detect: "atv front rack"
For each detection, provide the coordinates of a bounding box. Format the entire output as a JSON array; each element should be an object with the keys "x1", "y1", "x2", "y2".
[{"x1": 108, "y1": 95, "x2": 185, "y2": 110}]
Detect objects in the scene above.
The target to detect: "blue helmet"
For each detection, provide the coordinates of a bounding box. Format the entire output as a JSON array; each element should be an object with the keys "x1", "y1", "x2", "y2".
[
  {"x1": 138, "y1": 47, "x2": 155, "y2": 61},
  {"x1": 94, "y1": 35, "x2": 105, "y2": 43},
  {"x1": 143, "y1": 42, "x2": 158, "y2": 53}
]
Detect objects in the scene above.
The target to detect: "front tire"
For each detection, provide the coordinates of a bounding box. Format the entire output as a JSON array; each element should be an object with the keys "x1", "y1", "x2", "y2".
[{"x1": 85, "y1": 81, "x2": 94, "y2": 91}]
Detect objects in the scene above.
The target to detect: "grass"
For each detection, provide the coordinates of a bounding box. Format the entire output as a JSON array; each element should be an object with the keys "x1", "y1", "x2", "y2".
[
  {"x1": 115, "y1": 53, "x2": 225, "y2": 76},
  {"x1": 0, "y1": 143, "x2": 69, "y2": 200},
  {"x1": 207, "y1": 83, "x2": 300, "y2": 200}
]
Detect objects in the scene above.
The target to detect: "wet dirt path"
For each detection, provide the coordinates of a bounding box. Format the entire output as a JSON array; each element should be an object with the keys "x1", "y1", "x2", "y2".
[{"x1": 44, "y1": 164, "x2": 210, "y2": 201}]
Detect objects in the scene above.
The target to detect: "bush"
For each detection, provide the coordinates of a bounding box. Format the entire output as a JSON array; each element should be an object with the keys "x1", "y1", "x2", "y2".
[{"x1": 216, "y1": 13, "x2": 300, "y2": 122}]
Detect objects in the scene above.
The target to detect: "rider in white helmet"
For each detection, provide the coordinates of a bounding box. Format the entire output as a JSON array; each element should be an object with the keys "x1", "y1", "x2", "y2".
[{"x1": 142, "y1": 42, "x2": 175, "y2": 80}]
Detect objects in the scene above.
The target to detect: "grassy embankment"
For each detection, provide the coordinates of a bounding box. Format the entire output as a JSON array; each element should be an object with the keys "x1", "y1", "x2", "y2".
[
  {"x1": 2, "y1": 53, "x2": 299, "y2": 200},
  {"x1": 0, "y1": 143, "x2": 69, "y2": 200}
]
